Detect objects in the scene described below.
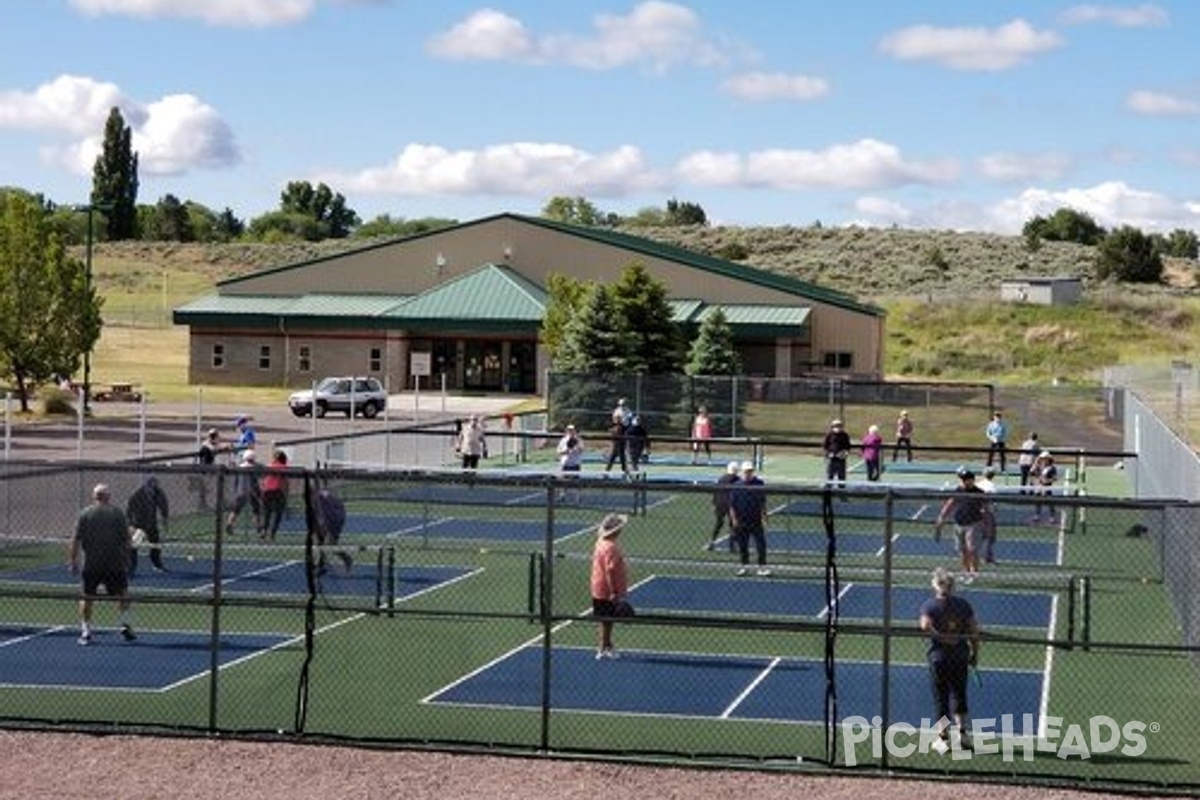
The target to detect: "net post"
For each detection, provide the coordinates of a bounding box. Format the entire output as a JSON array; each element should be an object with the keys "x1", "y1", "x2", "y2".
[
  {"x1": 1066, "y1": 575, "x2": 1077, "y2": 648},
  {"x1": 373, "y1": 546, "x2": 384, "y2": 610},
  {"x1": 1081, "y1": 575, "x2": 1092, "y2": 652},
  {"x1": 527, "y1": 552, "x2": 537, "y2": 620},
  {"x1": 387, "y1": 545, "x2": 396, "y2": 617}
]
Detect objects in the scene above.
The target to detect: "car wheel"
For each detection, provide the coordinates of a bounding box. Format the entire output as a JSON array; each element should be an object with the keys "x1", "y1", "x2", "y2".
[
  {"x1": 315, "y1": 402, "x2": 327, "y2": 418},
  {"x1": 291, "y1": 407, "x2": 308, "y2": 418},
  {"x1": 362, "y1": 401, "x2": 379, "y2": 419}
]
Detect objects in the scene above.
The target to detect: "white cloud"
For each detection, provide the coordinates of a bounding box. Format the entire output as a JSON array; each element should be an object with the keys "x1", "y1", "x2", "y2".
[
  {"x1": 1126, "y1": 90, "x2": 1200, "y2": 117},
  {"x1": 0, "y1": 75, "x2": 127, "y2": 135},
  {"x1": 853, "y1": 196, "x2": 913, "y2": 224},
  {"x1": 321, "y1": 142, "x2": 666, "y2": 197},
  {"x1": 69, "y1": 0, "x2": 315, "y2": 27},
  {"x1": 0, "y1": 75, "x2": 240, "y2": 176},
  {"x1": 879, "y1": 19, "x2": 1063, "y2": 71},
  {"x1": 990, "y1": 181, "x2": 1200, "y2": 233},
  {"x1": 677, "y1": 139, "x2": 959, "y2": 190},
  {"x1": 426, "y1": 1, "x2": 744, "y2": 70},
  {"x1": 720, "y1": 72, "x2": 829, "y2": 102},
  {"x1": 1059, "y1": 4, "x2": 1168, "y2": 27},
  {"x1": 977, "y1": 151, "x2": 1073, "y2": 182}
]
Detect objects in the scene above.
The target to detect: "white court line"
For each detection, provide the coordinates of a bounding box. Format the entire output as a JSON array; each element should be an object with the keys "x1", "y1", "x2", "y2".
[
  {"x1": 1037, "y1": 592, "x2": 1060, "y2": 740},
  {"x1": 875, "y1": 533, "x2": 901, "y2": 558},
  {"x1": 0, "y1": 625, "x2": 64, "y2": 648},
  {"x1": 387, "y1": 517, "x2": 453, "y2": 538},
  {"x1": 421, "y1": 573, "x2": 657, "y2": 704},
  {"x1": 720, "y1": 657, "x2": 781, "y2": 718},
  {"x1": 817, "y1": 582, "x2": 854, "y2": 619}
]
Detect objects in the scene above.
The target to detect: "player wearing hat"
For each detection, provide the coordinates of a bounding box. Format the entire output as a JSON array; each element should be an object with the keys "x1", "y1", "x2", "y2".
[
  {"x1": 934, "y1": 468, "x2": 986, "y2": 580},
  {"x1": 591, "y1": 513, "x2": 631, "y2": 659},
  {"x1": 707, "y1": 461, "x2": 741, "y2": 551},
  {"x1": 729, "y1": 461, "x2": 769, "y2": 576},
  {"x1": 823, "y1": 419, "x2": 852, "y2": 489}
]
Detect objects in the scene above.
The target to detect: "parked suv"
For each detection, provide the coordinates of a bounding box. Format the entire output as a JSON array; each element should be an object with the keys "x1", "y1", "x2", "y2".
[{"x1": 288, "y1": 376, "x2": 388, "y2": 418}]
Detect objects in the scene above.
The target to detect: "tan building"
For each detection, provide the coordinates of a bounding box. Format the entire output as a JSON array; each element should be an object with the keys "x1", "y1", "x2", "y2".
[{"x1": 173, "y1": 213, "x2": 885, "y2": 393}]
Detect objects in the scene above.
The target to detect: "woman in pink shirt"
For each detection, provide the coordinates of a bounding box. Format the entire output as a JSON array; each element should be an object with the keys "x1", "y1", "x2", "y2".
[
  {"x1": 690, "y1": 406, "x2": 713, "y2": 464},
  {"x1": 590, "y1": 513, "x2": 630, "y2": 659},
  {"x1": 861, "y1": 424, "x2": 883, "y2": 481}
]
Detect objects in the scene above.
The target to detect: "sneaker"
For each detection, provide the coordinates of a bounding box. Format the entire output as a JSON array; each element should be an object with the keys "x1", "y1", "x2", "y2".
[
  {"x1": 151, "y1": 564, "x2": 167, "y2": 573},
  {"x1": 337, "y1": 552, "x2": 354, "y2": 572},
  {"x1": 960, "y1": 573, "x2": 975, "y2": 585},
  {"x1": 959, "y1": 730, "x2": 973, "y2": 750},
  {"x1": 756, "y1": 568, "x2": 772, "y2": 577},
  {"x1": 120, "y1": 625, "x2": 137, "y2": 642},
  {"x1": 77, "y1": 632, "x2": 92, "y2": 646},
  {"x1": 704, "y1": 542, "x2": 716, "y2": 551},
  {"x1": 736, "y1": 568, "x2": 749, "y2": 577}
]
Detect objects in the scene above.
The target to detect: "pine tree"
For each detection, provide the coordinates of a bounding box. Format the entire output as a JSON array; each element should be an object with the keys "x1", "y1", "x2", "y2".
[
  {"x1": 611, "y1": 262, "x2": 681, "y2": 375},
  {"x1": 686, "y1": 307, "x2": 741, "y2": 376},
  {"x1": 91, "y1": 107, "x2": 139, "y2": 240}
]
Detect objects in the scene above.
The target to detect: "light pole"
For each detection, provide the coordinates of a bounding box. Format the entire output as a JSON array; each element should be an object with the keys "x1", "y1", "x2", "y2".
[{"x1": 73, "y1": 203, "x2": 108, "y2": 414}]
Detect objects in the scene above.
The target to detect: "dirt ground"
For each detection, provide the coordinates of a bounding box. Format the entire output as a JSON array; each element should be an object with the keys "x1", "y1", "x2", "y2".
[{"x1": 0, "y1": 731, "x2": 1176, "y2": 800}]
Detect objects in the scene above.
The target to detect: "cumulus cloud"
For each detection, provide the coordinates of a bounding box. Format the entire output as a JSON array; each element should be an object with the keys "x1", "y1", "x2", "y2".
[
  {"x1": 427, "y1": 1, "x2": 744, "y2": 70},
  {"x1": 320, "y1": 142, "x2": 666, "y2": 197},
  {"x1": 853, "y1": 196, "x2": 913, "y2": 224},
  {"x1": 879, "y1": 19, "x2": 1063, "y2": 71},
  {"x1": 1058, "y1": 4, "x2": 1168, "y2": 27},
  {"x1": 0, "y1": 74, "x2": 240, "y2": 176},
  {"x1": 676, "y1": 139, "x2": 959, "y2": 190},
  {"x1": 720, "y1": 72, "x2": 829, "y2": 102},
  {"x1": 1126, "y1": 90, "x2": 1200, "y2": 116},
  {"x1": 977, "y1": 151, "x2": 1074, "y2": 182},
  {"x1": 989, "y1": 181, "x2": 1200, "y2": 233},
  {"x1": 69, "y1": 0, "x2": 316, "y2": 27}
]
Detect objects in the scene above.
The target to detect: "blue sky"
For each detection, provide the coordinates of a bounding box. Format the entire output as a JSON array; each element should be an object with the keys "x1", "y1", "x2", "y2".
[{"x1": 3, "y1": 0, "x2": 1200, "y2": 233}]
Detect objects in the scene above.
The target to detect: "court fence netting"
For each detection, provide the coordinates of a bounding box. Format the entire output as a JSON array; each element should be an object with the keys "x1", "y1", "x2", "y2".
[{"x1": 0, "y1": 459, "x2": 1197, "y2": 795}]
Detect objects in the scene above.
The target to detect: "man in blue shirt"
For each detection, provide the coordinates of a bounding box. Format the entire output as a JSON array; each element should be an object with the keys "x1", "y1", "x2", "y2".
[
  {"x1": 233, "y1": 415, "x2": 257, "y2": 459},
  {"x1": 728, "y1": 461, "x2": 768, "y2": 576},
  {"x1": 934, "y1": 468, "x2": 986, "y2": 580},
  {"x1": 985, "y1": 411, "x2": 1008, "y2": 471},
  {"x1": 919, "y1": 568, "x2": 981, "y2": 750}
]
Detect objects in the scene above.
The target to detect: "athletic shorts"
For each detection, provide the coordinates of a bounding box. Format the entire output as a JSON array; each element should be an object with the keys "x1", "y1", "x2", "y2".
[
  {"x1": 81, "y1": 569, "x2": 128, "y2": 596},
  {"x1": 955, "y1": 522, "x2": 981, "y2": 553}
]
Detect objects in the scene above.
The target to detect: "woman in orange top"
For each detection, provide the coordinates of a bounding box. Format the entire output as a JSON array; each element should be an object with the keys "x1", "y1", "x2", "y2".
[
  {"x1": 590, "y1": 513, "x2": 630, "y2": 660},
  {"x1": 259, "y1": 449, "x2": 289, "y2": 541}
]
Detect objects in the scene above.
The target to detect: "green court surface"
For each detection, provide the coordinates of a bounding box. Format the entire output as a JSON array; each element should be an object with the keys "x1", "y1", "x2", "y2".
[{"x1": 0, "y1": 466, "x2": 1195, "y2": 790}]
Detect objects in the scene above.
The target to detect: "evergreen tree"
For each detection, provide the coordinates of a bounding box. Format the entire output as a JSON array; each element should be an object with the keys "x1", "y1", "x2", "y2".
[
  {"x1": 0, "y1": 190, "x2": 102, "y2": 410},
  {"x1": 610, "y1": 262, "x2": 681, "y2": 374},
  {"x1": 686, "y1": 307, "x2": 741, "y2": 376},
  {"x1": 91, "y1": 107, "x2": 139, "y2": 240}
]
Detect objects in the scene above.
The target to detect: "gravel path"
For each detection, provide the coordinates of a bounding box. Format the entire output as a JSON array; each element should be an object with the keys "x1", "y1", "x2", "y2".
[{"x1": 0, "y1": 731, "x2": 1171, "y2": 800}]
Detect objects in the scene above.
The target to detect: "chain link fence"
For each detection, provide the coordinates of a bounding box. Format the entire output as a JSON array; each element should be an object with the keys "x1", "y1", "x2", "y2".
[{"x1": 0, "y1": 459, "x2": 1195, "y2": 793}]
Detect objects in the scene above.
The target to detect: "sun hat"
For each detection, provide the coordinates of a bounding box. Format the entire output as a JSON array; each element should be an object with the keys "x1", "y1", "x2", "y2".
[
  {"x1": 932, "y1": 567, "x2": 955, "y2": 592},
  {"x1": 740, "y1": 460, "x2": 755, "y2": 473},
  {"x1": 598, "y1": 513, "x2": 628, "y2": 538},
  {"x1": 1040, "y1": 450, "x2": 1052, "y2": 459},
  {"x1": 830, "y1": 419, "x2": 843, "y2": 427},
  {"x1": 726, "y1": 461, "x2": 740, "y2": 474}
]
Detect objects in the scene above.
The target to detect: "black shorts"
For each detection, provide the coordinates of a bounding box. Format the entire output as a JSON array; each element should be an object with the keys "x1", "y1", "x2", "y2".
[{"x1": 81, "y1": 569, "x2": 128, "y2": 596}]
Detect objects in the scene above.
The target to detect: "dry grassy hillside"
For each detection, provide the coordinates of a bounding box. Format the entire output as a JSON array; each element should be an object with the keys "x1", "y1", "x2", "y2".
[{"x1": 87, "y1": 224, "x2": 1200, "y2": 303}]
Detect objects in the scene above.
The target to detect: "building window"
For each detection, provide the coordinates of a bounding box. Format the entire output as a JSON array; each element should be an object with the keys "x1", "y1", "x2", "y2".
[
  {"x1": 259, "y1": 345, "x2": 271, "y2": 370},
  {"x1": 297, "y1": 345, "x2": 312, "y2": 373},
  {"x1": 369, "y1": 347, "x2": 382, "y2": 372},
  {"x1": 823, "y1": 351, "x2": 854, "y2": 370},
  {"x1": 211, "y1": 343, "x2": 225, "y2": 369}
]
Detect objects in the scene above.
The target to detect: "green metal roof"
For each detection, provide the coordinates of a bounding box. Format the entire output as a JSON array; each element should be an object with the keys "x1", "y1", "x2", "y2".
[
  {"x1": 174, "y1": 293, "x2": 409, "y2": 316},
  {"x1": 698, "y1": 304, "x2": 810, "y2": 326},
  {"x1": 668, "y1": 298, "x2": 706, "y2": 323},
  {"x1": 385, "y1": 264, "x2": 546, "y2": 321}
]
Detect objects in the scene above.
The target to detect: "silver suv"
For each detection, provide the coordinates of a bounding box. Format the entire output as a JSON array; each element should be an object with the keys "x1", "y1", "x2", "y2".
[{"x1": 288, "y1": 376, "x2": 388, "y2": 418}]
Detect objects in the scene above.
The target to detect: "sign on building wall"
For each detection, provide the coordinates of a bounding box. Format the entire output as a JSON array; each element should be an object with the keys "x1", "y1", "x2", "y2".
[{"x1": 411, "y1": 352, "x2": 432, "y2": 377}]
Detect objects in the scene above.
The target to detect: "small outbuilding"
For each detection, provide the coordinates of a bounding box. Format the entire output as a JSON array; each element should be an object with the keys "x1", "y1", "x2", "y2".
[{"x1": 1000, "y1": 276, "x2": 1082, "y2": 306}]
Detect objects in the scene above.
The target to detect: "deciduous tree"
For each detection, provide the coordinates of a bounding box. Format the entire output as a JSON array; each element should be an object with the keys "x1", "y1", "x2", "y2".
[{"x1": 0, "y1": 191, "x2": 103, "y2": 411}]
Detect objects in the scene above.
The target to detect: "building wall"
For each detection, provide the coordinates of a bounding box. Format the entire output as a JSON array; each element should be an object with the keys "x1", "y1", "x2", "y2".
[{"x1": 196, "y1": 216, "x2": 884, "y2": 385}]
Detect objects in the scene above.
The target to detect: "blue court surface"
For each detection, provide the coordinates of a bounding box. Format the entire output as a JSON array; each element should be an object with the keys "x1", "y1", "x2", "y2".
[
  {"x1": 713, "y1": 528, "x2": 1059, "y2": 565},
  {"x1": 629, "y1": 575, "x2": 1056, "y2": 630},
  {"x1": 1, "y1": 561, "x2": 476, "y2": 602},
  {"x1": 426, "y1": 645, "x2": 1044, "y2": 728},
  {"x1": 0, "y1": 624, "x2": 291, "y2": 689},
  {"x1": 273, "y1": 513, "x2": 433, "y2": 537},
  {"x1": 775, "y1": 496, "x2": 1069, "y2": 530},
  {"x1": 390, "y1": 480, "x2": 651, "y2": 513},
  {"x1": 389, "y1": 517, "x2": 596, "y2": 544}
]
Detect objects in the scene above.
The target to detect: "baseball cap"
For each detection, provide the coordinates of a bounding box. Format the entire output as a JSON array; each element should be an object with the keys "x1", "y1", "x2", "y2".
[
  {"x1": 740, "y1": 460, "x2": 755, "y2": 473},
  {"x1": 726, "y1": 461, "x2": 740, "y2": 474},
  {"x1": 235, "y1": 415, "x2": 250, "y2": 426},
  {"x1": 956, "y1": 467, "x2": 975, "y2": 480}
]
